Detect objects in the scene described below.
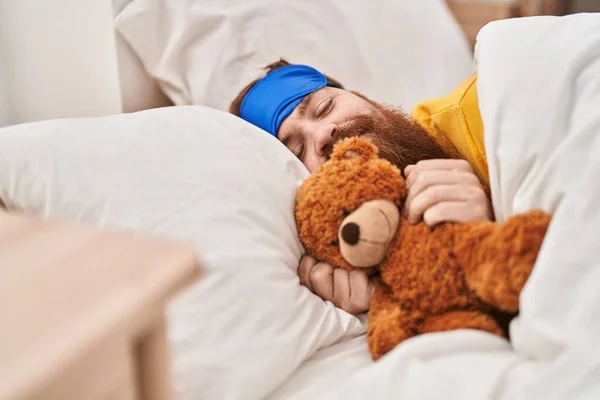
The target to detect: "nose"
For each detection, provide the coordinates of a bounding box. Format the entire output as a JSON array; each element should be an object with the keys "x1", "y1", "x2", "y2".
[
  {"x1": 313, "y1": 123, "x2": 337, "y2": 157},
  {"x1": 341, "y1": 222, "x2": 360, "y2": 245}
]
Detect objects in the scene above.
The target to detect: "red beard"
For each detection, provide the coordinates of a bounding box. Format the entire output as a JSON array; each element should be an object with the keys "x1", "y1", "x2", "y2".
[{"x1": 327, "y1": 105, "x2": 457, "y2": 173}]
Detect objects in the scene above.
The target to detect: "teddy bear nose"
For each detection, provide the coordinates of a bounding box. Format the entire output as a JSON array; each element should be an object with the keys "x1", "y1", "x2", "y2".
[{"x1": 341, "y1": 222, "x2": 360, "y2": 246}]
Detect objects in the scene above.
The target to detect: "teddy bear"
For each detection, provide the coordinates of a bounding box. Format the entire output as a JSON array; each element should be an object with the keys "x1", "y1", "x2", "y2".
[{"x1": 295, "y1": 137, "x2": 551, "y2": 361}]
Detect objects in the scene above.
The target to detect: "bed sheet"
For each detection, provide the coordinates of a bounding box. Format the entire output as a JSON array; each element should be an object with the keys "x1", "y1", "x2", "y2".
[
  {"x1": 271, "y1": 328, "x2": 514, "y2": 399},
  {"x1": 268, "y1": 333, "x2": 370, "y2": 399}
]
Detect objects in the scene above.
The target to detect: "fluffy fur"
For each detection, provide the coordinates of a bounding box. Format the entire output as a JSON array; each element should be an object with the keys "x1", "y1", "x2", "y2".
[{"x1": 295, "y1": 137, "x2": 551, "y2": 360}]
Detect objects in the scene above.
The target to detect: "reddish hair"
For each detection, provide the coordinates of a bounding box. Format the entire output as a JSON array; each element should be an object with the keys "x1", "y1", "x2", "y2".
[{"x1": 328, "y1": 105, "x2": 459, "y2": 173}]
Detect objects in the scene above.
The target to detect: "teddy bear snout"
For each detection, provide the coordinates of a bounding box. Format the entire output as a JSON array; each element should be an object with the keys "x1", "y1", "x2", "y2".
[{"x1": 338, "y1": 200, "x2": 400, "y2": 268}]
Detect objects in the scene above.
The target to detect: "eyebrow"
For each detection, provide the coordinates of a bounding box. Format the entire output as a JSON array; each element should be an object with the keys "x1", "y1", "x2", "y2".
[{"x1": 296, "y1": 92, "x2": 316, "y2": 117}]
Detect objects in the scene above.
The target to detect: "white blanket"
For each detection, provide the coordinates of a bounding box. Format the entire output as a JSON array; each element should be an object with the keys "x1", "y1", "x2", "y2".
[{"x1": 272, "y1": 14, "x2": 600, "y2": 399}]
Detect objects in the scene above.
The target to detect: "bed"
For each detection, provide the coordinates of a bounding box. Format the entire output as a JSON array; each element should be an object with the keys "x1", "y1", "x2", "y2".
[{"x1": 1, "y1": 1, "x2": 598, "y2": 400}]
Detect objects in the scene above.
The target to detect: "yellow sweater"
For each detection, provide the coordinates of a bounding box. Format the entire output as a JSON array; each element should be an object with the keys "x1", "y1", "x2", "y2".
[{"x1": 412, "y1": 74, "x2": 489, "y2": 189}]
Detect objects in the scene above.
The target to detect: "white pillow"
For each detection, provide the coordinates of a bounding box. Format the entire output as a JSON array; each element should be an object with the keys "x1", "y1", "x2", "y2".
[
  {"x1": 0, "y1": 106, "x2": 366, "y2": 399},
  {"x1": 112, "y1": 0, "x2": 173, "y2": 113},
  {"x1": 114, "y1": 0, "x2": 473, "y2": 112}
]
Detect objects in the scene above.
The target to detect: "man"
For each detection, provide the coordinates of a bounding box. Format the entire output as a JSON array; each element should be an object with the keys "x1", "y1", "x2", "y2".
[{"x1": 230, "y1": 59, "x2": 492, "y2": 315}]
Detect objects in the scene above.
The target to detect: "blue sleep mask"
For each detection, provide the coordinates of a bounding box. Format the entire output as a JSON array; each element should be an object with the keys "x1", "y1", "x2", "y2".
[{"x1": 239, "y1": 64, "x2": 328, "y2": 137}]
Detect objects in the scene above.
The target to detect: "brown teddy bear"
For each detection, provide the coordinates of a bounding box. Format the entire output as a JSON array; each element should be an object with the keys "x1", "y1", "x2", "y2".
[{"x1": 295, "y1": 137, "x2": 551, "y2": 361}]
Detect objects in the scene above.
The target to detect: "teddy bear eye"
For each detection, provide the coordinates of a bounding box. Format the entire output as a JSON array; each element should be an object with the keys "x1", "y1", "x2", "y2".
[
  {"x1": 342, "y1": 209, "x2": 350, "y2": 217},
  {"x1": 331, "y1": 239, "x2": 340, "y2": 246}
]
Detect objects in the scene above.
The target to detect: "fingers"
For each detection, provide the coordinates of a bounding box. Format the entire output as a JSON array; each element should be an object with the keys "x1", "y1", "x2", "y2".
[
  {"x1": 403, "y1": 171, "x2": 480, "y2": 222},
  {"x1": 298, "y1": 256, "x2": 374, "y2": 315},
  {"x1": 405, "y1": 184, "x2": 486, "y2": 224},
  {"x1": 332, "y1": 268, "x2": 350, "y2": 307},
  {"x1": 298, "y1": 255, "x2": 336, "y2": 299},
  {"x1": 422, "y1": 201, "x2": 488, "y2": 226},
  {"x1": 349, "y1": 270, "x2": 369, "y2": 298},
  {"x1": 404, "y1": 159, "x2": 473, "y2": 184},
  {"x1": 332, "y1": 268, "x2": 373, "y2": 315},
  {"x1": 347, "y1": 270, "x2": 373, "y2": 314},
  {"x1": 298, "y1": 255, "x2": 318, "y2": 292},
  {"x1": 403, "y1": 159, "x2": 492, "y2": 225},
  {"x1": 309, "y1": 261, "x2": 335, "y2": 300},
  {"x1": 406, "y1": 169, "x2": 480, "y2": 195}
]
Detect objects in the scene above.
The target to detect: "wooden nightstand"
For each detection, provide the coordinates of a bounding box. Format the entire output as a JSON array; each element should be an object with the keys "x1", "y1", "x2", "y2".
[
  {"x1": 519, "y1": 0, "x2": 569, "y2": 16},
  {"x1": 447, "y1": 0, "x2": 521, "y2": 47},
  {"x1": 447, "y1": 0, "x2": 567, "y2": 47},
  {"x1": 0, "y1": 211, "x2": 201, "y2": 399}
]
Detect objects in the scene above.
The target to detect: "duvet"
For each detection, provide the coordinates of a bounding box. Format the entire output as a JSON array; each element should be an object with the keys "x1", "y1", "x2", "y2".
[{"x1": 272, "y1": 13, "x2": 600, "y2": 400}]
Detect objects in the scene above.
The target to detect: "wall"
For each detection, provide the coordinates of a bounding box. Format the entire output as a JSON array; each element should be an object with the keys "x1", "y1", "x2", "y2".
[
  {"x1": 571, "y1": 0, "x2": 600, "y2": 12},
  {"x1": 0, "y1": 0, "x2": 123, "y2": 124},
  {"x1": 0, "y1": 39, "x2": 9, "y2": 127}
]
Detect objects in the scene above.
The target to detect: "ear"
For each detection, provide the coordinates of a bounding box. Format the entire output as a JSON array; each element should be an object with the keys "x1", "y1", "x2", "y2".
[{"x1": 331, "y1": 137, "x2": 379, "y2": 162}]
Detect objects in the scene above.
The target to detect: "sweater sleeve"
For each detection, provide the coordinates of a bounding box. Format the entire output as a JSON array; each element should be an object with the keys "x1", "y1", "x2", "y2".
[{"x1": 411, "y1": 74, "x2": 489, "y2": 190}]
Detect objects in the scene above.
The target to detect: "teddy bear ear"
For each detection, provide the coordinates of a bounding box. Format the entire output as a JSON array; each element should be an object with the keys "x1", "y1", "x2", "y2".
[{"x1": 330, "y1": 137, "x2": 379, "y2": 162}]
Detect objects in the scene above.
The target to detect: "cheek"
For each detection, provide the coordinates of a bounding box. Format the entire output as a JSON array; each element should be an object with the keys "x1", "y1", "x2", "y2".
[
  {"x1": 303, "y1": 156, "x2": 322, "y2": 173},
  {"x1": 277, "y1": 119, "x2": 290, "y2": 139},
  {"x1": 302, "y1": 146, "x2": 329, "y2": 172},
  {"x1": 336, "y1": 100, "x2": 372, "y2": 121}
]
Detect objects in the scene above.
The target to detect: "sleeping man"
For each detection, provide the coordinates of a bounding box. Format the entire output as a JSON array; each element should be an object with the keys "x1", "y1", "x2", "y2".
[{"x1": 229, "y1": 59, "x2": 493, "y2": 315}]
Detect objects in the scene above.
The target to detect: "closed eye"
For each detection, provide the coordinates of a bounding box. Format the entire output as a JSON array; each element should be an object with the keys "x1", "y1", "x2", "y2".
[{"x1": 315, "y1": 97, "x2": 336, "y2": 119}]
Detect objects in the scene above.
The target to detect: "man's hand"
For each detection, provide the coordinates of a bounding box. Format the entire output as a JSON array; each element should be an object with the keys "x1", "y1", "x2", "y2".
[
  {"x1": 298, "y1": 255, "x2": 374, "y2": 315},
  {"x1": 403, "y1": 159, "x2": 493, "y2": 226}
]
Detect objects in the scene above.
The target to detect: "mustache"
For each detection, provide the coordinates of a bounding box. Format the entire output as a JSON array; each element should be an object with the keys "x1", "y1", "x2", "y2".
[{"x1": 324, "y1": 115, "x2": 375, "y2": 159}]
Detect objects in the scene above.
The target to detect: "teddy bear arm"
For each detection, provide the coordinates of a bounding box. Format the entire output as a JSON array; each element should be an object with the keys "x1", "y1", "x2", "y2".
[
  {"x1": 367, "y1": 285, "x2": 416, "y2": 361},
  {"x1": 453, "y1": 210, "x2": 551, "y2": 312}
]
